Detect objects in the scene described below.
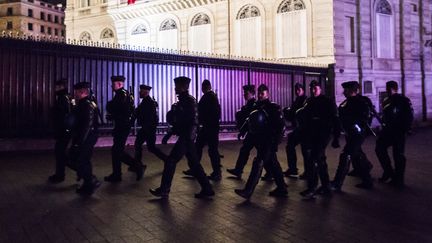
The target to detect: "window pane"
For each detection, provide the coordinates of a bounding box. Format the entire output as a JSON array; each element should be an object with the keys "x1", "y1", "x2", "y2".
[
  {"x1": 189, "y1": 24, "x2": 211, "y2": 53},
  {"x1": 377, "y1": 14, "x2": 393, "y2": 58},
  {"x1": 277, "y1": 10, "x2": 307, "y2": 58},
  {"x1": 344, "y1": 16, "x2": 355, "y2": 53}
]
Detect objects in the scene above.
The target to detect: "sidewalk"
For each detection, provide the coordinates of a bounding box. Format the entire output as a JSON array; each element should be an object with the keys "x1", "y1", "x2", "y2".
[{"x1": 0, "y1": 128, "x2": 432, "y2": 242}]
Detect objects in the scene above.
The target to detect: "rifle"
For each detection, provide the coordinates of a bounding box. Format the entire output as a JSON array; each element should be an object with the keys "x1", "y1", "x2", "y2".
[{"x1": 90, "y1": 90, "x2": 105, "y2": 125}]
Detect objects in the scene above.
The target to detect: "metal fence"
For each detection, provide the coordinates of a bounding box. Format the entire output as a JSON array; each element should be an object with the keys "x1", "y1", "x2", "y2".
[{"x1": 0, "y1": 36, "x2": 330, "y2": 138}]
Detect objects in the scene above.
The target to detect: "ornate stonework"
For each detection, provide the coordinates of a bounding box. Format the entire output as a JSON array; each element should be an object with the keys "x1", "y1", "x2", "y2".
[
  {"x1": 79, "y1": 31, "x2": 91, "y2": 41},
  {"x1": 160, "y1": 19, "x2": 177, "y2": 31},
  {"x1": 100, "y1": 28, "x2": 114, "y2": 39},
  {"x1": 191, "y1": 13, "x2": 211, "y2": 26},
  {"x1": 277, "y1": 0, "x2": 306, "y2": 13},
  {"x1": 236, "y1": 5, "x2": 260, "y2": 19},
  {"x1": 132, "y1": 24, "x2": 148, "y2": 35},
  {"x1": 376, "y1": 0, "x2": 392, "y2": 15}
]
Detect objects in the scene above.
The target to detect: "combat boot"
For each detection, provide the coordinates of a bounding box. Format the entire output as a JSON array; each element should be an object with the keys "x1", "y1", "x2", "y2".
[
  {"x1": 48, "y1": 174, "x2": 65, "y2": 183},
  {"x1": 268, "y1": 187, "x2": 288, "y2": 197},
  {"x1": 226, "y1": 168, "x2": 242, "y2": 179}
]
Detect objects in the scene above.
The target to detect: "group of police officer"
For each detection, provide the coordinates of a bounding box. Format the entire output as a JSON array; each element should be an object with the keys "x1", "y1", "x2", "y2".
[{"x1": 49, "y1": 75, "x2": 413, "y2": 200}]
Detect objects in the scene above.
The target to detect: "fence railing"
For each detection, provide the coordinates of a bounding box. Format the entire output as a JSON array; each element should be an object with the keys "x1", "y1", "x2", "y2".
[{"x1": 0, "y1": 34, "x2": 330, "y2": 138}]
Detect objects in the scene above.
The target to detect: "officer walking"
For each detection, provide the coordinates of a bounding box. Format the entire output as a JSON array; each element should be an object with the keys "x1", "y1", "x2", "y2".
[
  {"x1": 283, "y1": 82, "x2": 307, "y2": 178},
  {"x1": 150, "y1": 76, "x2": 214, "y2": 199},
  {"x1": 331, "y1": 81, "x2": 373, "y2": 191},
  {"x1": 134, "y1": 84, "x2": 167, "y2": 171},
  {"x1": 70, "y1": 82, "x2": 101, "y2": 195},
  {"x1": 226, "y1": 85, "x2": 257, "y2": 179},
  {"x1": 48, "y1": 79, "x2": 73, "y2": 183},
  {"x1": 105, "y1": 75, "x2": 143, "y2": 182},
  {"x1": 375, "y1": 81, "x2": 413, "y2": 188},
  {"x1": 297, "y1": 80, "x2": 339, "y2": 199},
  {"x1": 234, "y1": 84, "x2": 287, "y2": 199},
  {"x1": 183, "y1": 80, "x2": 222, "y2": 181}
]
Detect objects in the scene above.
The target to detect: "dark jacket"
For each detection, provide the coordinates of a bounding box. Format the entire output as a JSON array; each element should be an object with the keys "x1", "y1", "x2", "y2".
[
  {"x1": 241, "y1": 99, "x2": 284, "y2": 150},
  {"x1": 71, "y1": 97, "x2": 99, "y2": 146},
  {"x1": 170, "y1": 91, "x2": 199, "y2": 140},
  {"x1": 283, "y1": 95, "x2": 307, "y2": 128},
  {"x1": 236, "y1": 98, "x2": 256, "y2": 129},
  {"x1": 135, "y1": 96, "x2": 158, "y2": 130},
  {"x1": 297, "y1": 94, "x2": 340, "y2": 144},
  {"x1": 381, "y1": 93, "x2": 414, "y2": 132},
  {"x1": 198, "y1": 90, "x2": 221, "y2": 129},
  {"x1": 52, "y1": 89, "x2": 72, "y2": 135},
  {"x1": 106, "y1": 88, "x2": 134, "y2": 129},
  {"x1": 338, "y1": 94, "x2": 371, "y2": 136}
]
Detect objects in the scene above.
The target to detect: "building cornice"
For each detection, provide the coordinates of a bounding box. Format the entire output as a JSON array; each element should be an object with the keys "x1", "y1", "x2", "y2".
[{"x1": 107, "y1": 0, "x2": 224, "y2": 20}]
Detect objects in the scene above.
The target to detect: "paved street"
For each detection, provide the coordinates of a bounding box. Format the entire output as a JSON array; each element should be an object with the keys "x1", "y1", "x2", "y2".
[{"x1": 1, "y1": 128, "x2": 432, "y2": 243}]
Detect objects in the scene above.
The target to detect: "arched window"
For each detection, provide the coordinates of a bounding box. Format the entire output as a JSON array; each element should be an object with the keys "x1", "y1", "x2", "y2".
[
  {"x1": 129, "y1": 23, "x2": 150, "y2": 47},
  {"x1": 101, "y1": 28, "x2": 114, "y2": 39},
  {"x1": 375, "y1": 0, "x2": 394, "y2": 58},
  {"x1": 79, "y1": 31, "x2": 91, "y2": 41},
  {"x1": 234, "y1": 5, "x2": 262, "y2": 58},
  {"x1": 158, "y1": 19, "x2": 178, "y2": 50},
  {"x1": 276, "y1": 0, "x2": 307, "y2": 58},
  {"x1": 189, "y1": 13, "x2": 211, "y2": 53},
  {"x1": 100, "y1": 28, "x2": 115, "y2": 43}
]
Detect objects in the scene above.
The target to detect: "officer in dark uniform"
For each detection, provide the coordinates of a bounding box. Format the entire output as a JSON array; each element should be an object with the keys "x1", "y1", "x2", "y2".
[
  {"x1": 297, "y1": 80, "x2": 340, "y2": 199},
  {"x1": 183, "y1": 80, "x2": 222, "y2": 181},
  {"x1": 70, "y1": 82, "x2": 101, "y2": 195},
  {"x1": 48, "y1": 79, "x2": 73, "y2": 183},
  {"x1": 134, "y1": 84, "x2": 167, "y2": 171},
  {"x1": 234, "y1": 84, "x2": 287, "y2": 199},
  {"x1": 226, "y1": 85, "x2": 256, "y2": 179},
  {"x1": 105, "y1": 75, "x2": 143, "y2": 182},
  {"x1": 375, "y1": 81, "x2": 413, "y2": 188},
  {"x1": 331, "y1": 81, "x2": 373, "y2": 191},
  {"x1": 149, "y1": 76, "x2": 214, "y2": 199},
  {"x1": 283, "y1": 82, "x2": 307, "y2": 178},
  {"x1": 347, "y1": 95, "x2": 376, "y2": 178}
]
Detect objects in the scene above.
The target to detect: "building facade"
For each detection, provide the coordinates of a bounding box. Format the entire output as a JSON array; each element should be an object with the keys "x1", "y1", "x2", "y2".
[
  {"x1": 63, "y1": 0, "x2": 432, "y2": 123},
  {"x1": 0, "y1": 0, "x2": 65, "y2": 38}
]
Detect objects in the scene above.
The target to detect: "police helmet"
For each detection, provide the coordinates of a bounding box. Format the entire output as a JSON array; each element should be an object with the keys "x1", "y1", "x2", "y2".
[{"x1": 248, "y1": 109, "x2": 269, "y2": 134}]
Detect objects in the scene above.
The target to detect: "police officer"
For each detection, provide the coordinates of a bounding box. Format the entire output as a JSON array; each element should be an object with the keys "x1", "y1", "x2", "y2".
[
  {"x1": 283, "y1": 82, "x2": 307, "y2": 178},
  {"x1": 70, "y1": 82, "x2": 101, "y2": 195},
  {"x1": 149, "y1": 76, "x2": 214, "y2": 199},
  {"x1": 226, "y1": 85, "x2": 257, "y2": 179},
  {"x1": 134, "y1": 84, "x2": 167, "y2": 171},
  {"x1": 105, "y1": 75, "x2": 143, "y2": 182},
  {"x1": 297, "y1": 80, "x2": 339, "y2": 199},
  {"x1": 375, "y1": 81, "x2": 413, "y2": 188},
  {"x1": 331, "y1": 81, "x2": 373, "y2": 191},
  {"x1": 234, "y1": 84, "x2": 287, "y2": 199},
  {"x1": 347, "y1": 95, "x2": 376, "y2": 178},
  {"x1": 48, "y1": 79, "x2": 73, "y2": 183},
  {"x1": 183, "y1": 80, "x2": 222, "y2": 181}
]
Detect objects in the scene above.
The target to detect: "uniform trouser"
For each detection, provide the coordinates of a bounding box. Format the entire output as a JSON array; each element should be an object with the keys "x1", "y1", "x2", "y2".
[
  {"x1": 242, "y1": 137, "x2": 286, "y2": 195},
  {"x1": 160, "y1": 136, "x2": 212, "y2": 193},
  {"x1": 350, "y1": 150, "x2": 372, "y2": 172},
  {"x1": 233, "y1": 133, "x2": 255, "y2": 173},
  {"x1": 54, "y1": 132, "x2": 71, "y2": 177},
  {"x1": 112, "y1": 127, "x2": 137, "y2": 176},
  {"x1": 134, "y1": 128, "x2": 168, "y2": 163},
  {"x1": 301, "y1": 138, "x2": 331, "y2": 191},
  {"x1": 333, "y1": 134, "x2": 372, "y2": 187},
  {"x1": 194, "y1": 127, "x2": 221, "y2": 174},
  {"x1": 285, "y1": 129, "x2": 302, "y2": 173},
  {"x1": 375, "y1": 129, "x2": 406, "y2": 183},
  {"x1": 76, "y1": 132, "x2": 98, "y2": 185}
]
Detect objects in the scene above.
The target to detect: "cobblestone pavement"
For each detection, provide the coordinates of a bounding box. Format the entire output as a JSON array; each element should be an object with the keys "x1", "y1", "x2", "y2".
[{"x1": 1, "y1": 128, "x2": 432, "y2": 243}]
